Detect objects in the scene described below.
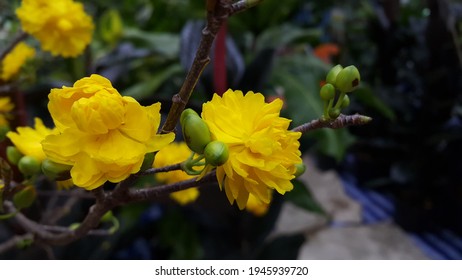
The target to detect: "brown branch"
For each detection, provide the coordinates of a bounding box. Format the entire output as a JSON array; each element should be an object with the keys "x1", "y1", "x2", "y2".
[
  {"x1": 160, "y1": 0, "x2": 233, "y2": 134},
  {"x1": 3, "y1": 169, "x2": 217, "y2": 245},
  {"x1": 138, "y1": 163, "x2": 182, "y2": 176},
  {"x1": 292, "y1": 114, "x2": 372, "y2": 134},
  {"x1": 126, "y1": 170, "x2": 216, "y2": 203},
  {"x1": 0, "y1": 31, "x2": 28, "y2": 61}
]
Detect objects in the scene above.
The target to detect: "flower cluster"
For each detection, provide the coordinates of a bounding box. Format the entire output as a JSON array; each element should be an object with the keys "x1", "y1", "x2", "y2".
[
  {"x1": 41, "y1": 74, "x2": 175, "y2": 190},
  {"x1": 153, "y1": 142, "x2": 199, "y2": 205},
  {"x1": 201, "y1": 89, "x2": 302, "y2": 209},
  {"x1": 16, "y1": 0, "x2": 94, "y2": 57},
  {"x1": 1, "y1": 42, "x2": 35, "y2": 81}
]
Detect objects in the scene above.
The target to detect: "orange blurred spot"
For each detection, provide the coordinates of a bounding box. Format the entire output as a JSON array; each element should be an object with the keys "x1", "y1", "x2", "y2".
[{"x1": 313, "y1": 43, "x2": 339, "y2": 63}]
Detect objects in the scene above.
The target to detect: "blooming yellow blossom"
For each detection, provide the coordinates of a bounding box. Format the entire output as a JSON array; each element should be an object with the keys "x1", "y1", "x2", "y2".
[
  {"x1": 16, "y1": 0, "x2": 94, "y2": 57},
  {"x1": 42, "y1": 74, "x2": 175, "y2": 190},
  {"x1": 202, "y1": 89, "x2": 302, "y2": 209},
  {"x1": 1, "y1": 42, "x2": 35, "y2": 81},
  {"x1": 153, "y1": 142, "x2": 199, "y2": 205},
  {"x1": 246, "y1": 193, "x2": 270, "y2": 216},
  {"x1": 7, "y1": 117, "x2": 57, "y2": 162},
  {"x1": 0, "y1": 97, "x2": 14, "y2": 126}
]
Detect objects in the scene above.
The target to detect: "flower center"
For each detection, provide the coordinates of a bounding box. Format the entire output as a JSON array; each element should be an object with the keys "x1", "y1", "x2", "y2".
[{"x1": 71, "y1": 93, "x2": 125, "y2": 134}]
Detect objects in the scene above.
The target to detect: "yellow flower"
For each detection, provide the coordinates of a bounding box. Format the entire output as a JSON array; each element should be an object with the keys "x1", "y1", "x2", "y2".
[
  {"x1": 7, "y1": 117, "x2": 57, "y2": 162},
  {"x1": 202, "y1": 89, "x2": 302, "y2": 209},
  {"x1": 0, "y1": 97, "x2": 14, "y2": 126},
  {"x1": 246, "y1": 193, "x2": 270, "y2": 216},
  {"x1": 42, "y1": 74, "x2": 175, "y2": 190},
  {"x1": 153, "y1": 142, "x2": 199, "y2": 205},
  {"x1": 1, "y1": 42, "x2": 35, "y2": 81},
  {"x1": 16, "y1": 0, "x2": 94, "y2": 57}
]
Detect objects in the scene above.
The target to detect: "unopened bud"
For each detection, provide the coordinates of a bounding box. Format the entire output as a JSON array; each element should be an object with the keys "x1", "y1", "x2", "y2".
[
  {"x1": 6, "y1": 146, "x2": 23, "y2": 165},
  {"x1": 18, "y1": 156, "x2": 41, "y2": 176},
  {"x1": 326, "y1": 64, "x2": 343, "y2": 86},
  {"x1": 41, "y1": 158, "x2": 72, "y2": 180},
  {"x1": 204, "y1": 141, "x2": 229, "y2": 166},
  {"x1": 320, "y1": 83, "x2": 336, "y2": 101},
  {"x1": 293, "y1": 163, "x2": 306, "y2": 178},
  {"x1": 335, "y1": 65, "x2": 360, "y2": 93},
  {"x1": 181, "y1": 109, "x2": 212, "y2": 154}
]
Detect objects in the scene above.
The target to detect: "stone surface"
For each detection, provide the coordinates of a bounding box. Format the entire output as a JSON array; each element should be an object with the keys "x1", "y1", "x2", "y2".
[
  {"x1": 271, "y1": 156, "x2": 428, "y2": 259},
  {"x1": 299, "y1": 222, "x2": 428, "y2": 259}
]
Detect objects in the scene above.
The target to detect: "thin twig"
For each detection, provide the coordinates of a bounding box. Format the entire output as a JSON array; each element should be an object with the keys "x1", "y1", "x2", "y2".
[
  {"x1": 229, "y1": 0, "x2": 264, "y2": 15},
  {"x1": 160, "y1": 0, "x2": 232, "y2": 134},
  {"x1": 291, "y1": 114, "x2": 372, "y2": 133},
  {"x1": 0, "y1": 31, "x2": 28, "y2": 61},
  {"x1": 126, "y1": 170, "x2": 216, "y2": 203},
  {"x1": 41, "y1": 225, "x2": 112, "y2": 236},
  {"x1": 139, "y1": 163, "x2": 182, "y2": 176}
]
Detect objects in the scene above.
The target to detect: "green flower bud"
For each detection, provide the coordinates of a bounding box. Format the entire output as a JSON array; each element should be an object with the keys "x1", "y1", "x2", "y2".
[
  {"x1": 181, "y1": 112, "x2": 212, "y2": 154},
  {"x1": 6, "y1": 146, "x2": 23, "y2": 165},
  {"x1": 340, "y1": 94, "x2": 350, "y2": 109},
  {"x1": 293, "y1": 163, "x2": 306, "y2": 178},
  {"x1": 320, "y1": 83, "x2": 336, "y2": 101},
  {"x1": 335, "y1": 65, "x2": 360, "y2": 93},
  {"x1": 329, "y1": 108, "x2": 341, "y2": 119},
  {"x1": 13, "y1": 185, "x2": 36, "y2": 209},
  {"x1": 326, "y1": 64, "x2": 343, "y2": 86},
  {"x1": 180, "y1": 108, "x2": 199, "y2": 125},
  {"x1": 140, "y1": 152, "x2": 155, "y2": 171},
  {"x1": 41, "y1": 158, "x2": 72, "y2": 181},
  {"x1": 18, "y1": 156, "x2": 41, "y2": 176},
  {"x1": 0, "y1": 125, "x2": 10, "y2": 142},
  {"x1": 204, "y1": 140, "x2": 229, "y2": 166}
]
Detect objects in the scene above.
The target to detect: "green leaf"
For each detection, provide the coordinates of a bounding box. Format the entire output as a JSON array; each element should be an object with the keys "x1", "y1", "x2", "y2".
[
  {"x1": 285, "y1": 180, "x2": 326, "y2": 215},
  {"x1": 122, "y1": 64, "x2": 183, "y2": 99},
  {"x1": 255, "y1": 24, "x2": 321, "y2": 52},
  {"x1": 122, "y1": 28, "x2": 180, "y2": 58}
]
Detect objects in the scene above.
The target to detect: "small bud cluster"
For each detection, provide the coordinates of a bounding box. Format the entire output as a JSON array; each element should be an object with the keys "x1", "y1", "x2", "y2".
[
  {"x1": 6, "y1": 146, "x2": 72, "y2": 181},
  {"x1": 180, "y1": 109, "x2": 229, "y2": 175},
  {"x1": 321, "y1": 65, "x2": 360, "y2": 121}
]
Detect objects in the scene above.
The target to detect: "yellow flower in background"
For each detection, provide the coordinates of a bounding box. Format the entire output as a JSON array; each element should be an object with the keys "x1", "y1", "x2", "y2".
[
  {"x1": 0, "y1": 97, "x2": 14, "y2": 126},
  {"x1": 7, "y1": 117, "x2": 57, "y2": 162},
  {"x1": 154, "y1": 142, "x2": 199, "y2": 205},
  {"x1": 1, "y1": 42, "x2": 35, "y2": 81},
  {"x1": 245, "y1": 193, "x2": 270, "y2": 216},
  {"x1": 42, "y1": 74, "x2": 175, "y2": 190},
  {"x1": 202, "y1": 89, "x2": 302, "y2": 210},
  {"x1": 16, "y1": 0, "x2": 94, "y2": 57}
]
